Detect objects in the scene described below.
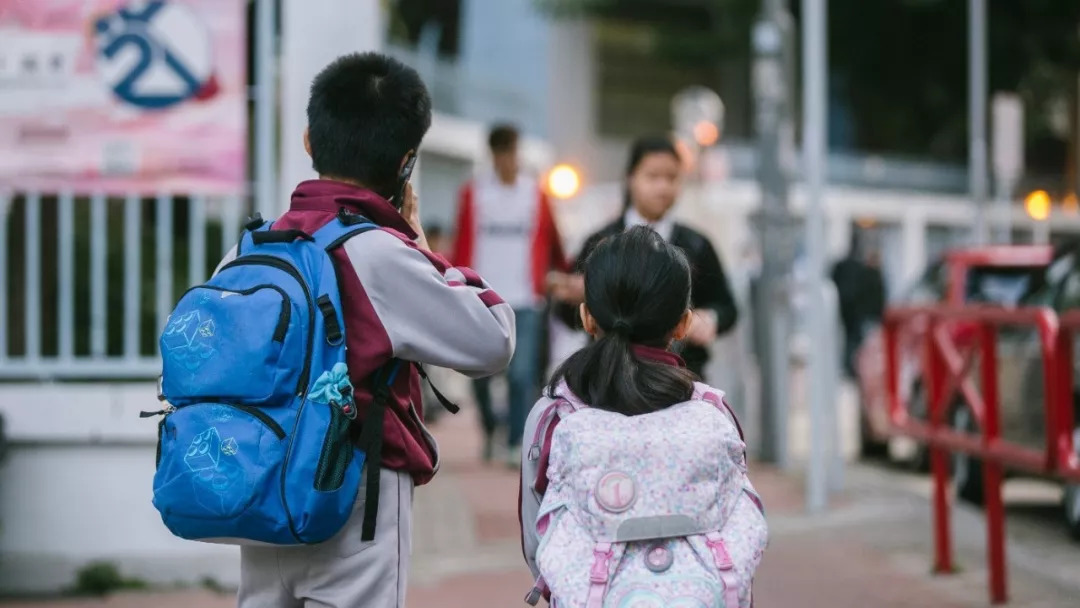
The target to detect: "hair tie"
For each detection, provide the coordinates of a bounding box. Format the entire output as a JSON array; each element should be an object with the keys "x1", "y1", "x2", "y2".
[{"x1": 611, "y1": 319, "x2": 633, "y2": 335}]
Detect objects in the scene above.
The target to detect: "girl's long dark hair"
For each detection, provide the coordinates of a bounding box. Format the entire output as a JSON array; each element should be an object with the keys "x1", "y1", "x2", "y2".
[
  {"x1": 547, "y1": 226, "x2": 696, "y2": 415},
  {"x1": 622, "y1": 135, "x2": 682, "y2": 212}
]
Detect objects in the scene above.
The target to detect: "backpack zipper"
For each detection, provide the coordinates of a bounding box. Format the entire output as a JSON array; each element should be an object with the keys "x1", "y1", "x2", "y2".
[
  {"x1": 178, "y1": 283, "x2": 292, "y2": 342},
  {"x1": 219, "y1": 256, "x2": 314, "y2": 393},
  {"x1": 224, "y1": 402, "x2": 287, "y2": 439},
  {"x1": 219, "y1": 254, "x2": 315, "y2": 544},
  {"x1": 148, "y1": 403, "x2": 285, "y2": 470},
  {"x1": 146, "y1": 403, "x2": 284, "y2": 436}
]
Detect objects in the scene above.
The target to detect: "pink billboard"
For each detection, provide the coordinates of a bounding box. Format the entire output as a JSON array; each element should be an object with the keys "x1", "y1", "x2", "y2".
[{"x1": 0, "y1": 0, "x2": 247, "y2": 195}]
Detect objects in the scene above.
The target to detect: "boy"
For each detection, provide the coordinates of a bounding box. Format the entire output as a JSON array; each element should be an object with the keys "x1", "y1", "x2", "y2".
[
  {"x1": 451, "y1": 124, "x2": 568, "y2": 465},
  {"x1": 228, "y1": 53, "x2": 516, "y2": 608}
]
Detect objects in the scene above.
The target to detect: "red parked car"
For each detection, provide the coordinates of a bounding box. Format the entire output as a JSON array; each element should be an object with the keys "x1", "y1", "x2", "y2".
[{"x1": 857, "y1": 246, "x2": 1054, "y2": 467}]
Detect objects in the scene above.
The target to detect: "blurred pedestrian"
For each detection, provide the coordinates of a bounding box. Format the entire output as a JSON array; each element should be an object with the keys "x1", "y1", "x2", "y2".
[
  {"x1": 549, "y1": 135, "x2": 738, "y2": 380},
  {"x1": 831, "y1": 228, "x2": 886, "y2": 378},
  {"x1": 520, "y1": 227, "x2": 767, "y2": 606},
  {"x1": 452, "y1": 124, "x2": 569, "y2": 465}
]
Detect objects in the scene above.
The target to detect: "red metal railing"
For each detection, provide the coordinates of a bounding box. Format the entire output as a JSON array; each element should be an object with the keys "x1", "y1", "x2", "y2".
[{"x1": 883, "y1": 305, "x2": 1080, "y2": 605}]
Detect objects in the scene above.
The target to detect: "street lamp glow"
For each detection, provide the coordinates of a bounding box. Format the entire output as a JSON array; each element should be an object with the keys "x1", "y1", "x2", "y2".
[
  {"x1": 1064, "y1": 193, "x2": 1079, "y2": 216},
  {"x1": 547, "y1": 164, "x2": 581, "y2": 199},
  {"x1": 693, "y1": 121, "x2": 720, "y2": 147},
  {"x1": 1024, "y1": 190, "x2": 1051, "y2": 221}
]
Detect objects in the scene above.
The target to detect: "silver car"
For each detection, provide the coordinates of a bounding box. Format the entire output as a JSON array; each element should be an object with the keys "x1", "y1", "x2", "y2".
[{"x1": 953, "y1": 244, "x2": 1080, "y2": 540}]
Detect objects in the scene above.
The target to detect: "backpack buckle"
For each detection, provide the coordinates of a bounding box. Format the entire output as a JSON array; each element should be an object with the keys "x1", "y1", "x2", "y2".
[
  {"x1": 705, "y1": 534, "x2": 734, "y2": 570},
  {"x1": 244, "y1": 212, "x2": 266, "y2": 231},
  {"x1": 589, "y1": 544, "x2": 614, "y2": 584},
  {"x1": 525, "y1": 575, "x2": 547, "y2": 605},
  {"x1": 337, "y1": 208, "x2": 369, "y2": 226}
]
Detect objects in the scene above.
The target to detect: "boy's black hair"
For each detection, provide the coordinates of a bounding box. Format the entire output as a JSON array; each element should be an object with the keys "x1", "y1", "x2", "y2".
[
  {"x1": 547, "y1": 226, "x2": 696, "y2": 415},
  {"x1": 488, "y1": 124, "x2": 519, "y2": 153},
  {"x1": 307, "y1": 52, "x2": 432, "y2": 197}
]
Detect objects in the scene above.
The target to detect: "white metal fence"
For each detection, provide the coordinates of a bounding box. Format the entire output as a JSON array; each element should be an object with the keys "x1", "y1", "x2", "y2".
[{"x1": 0, "y1": 191, "x2": 248, "y2": 380}]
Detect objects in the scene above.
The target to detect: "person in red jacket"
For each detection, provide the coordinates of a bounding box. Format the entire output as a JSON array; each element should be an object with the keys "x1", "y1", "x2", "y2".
[{"x1": 452, "y1": 124, "x2": 568, "y2": 465}]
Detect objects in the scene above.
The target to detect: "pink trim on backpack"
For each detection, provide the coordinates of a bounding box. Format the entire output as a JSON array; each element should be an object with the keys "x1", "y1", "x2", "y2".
[
  {"x1": 531, "y1": 391, "x2": 584, "y2": 495},
  {"x1": 586, "y1": 542, "x2": 614, "y2": 608},
  {"x1": 533, "y1": 413, "x2": 561, "y2": 496},
  {"x1": 705, "y1": 531, "x2": 741, "y2": 608},
  {"x1": 695, "y1": 385, "x2": 745, "y2": 441},
  {"x1": 537, "y1": 511, "x2": 553, "y2": 536}
]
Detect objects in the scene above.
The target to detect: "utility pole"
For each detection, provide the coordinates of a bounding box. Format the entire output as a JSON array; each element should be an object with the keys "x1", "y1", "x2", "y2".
[
  {"x1": 751, "y1": 0, "x2": 797, "y2": 466},
  {"x1": 969, "y1": 0, "x2": 989, "y2": 245},
  {"x1": 254, "y1": 0, "x2": 278, "y2": 218},
  {"x1": 802, "y1": 0, "x2": 832, "y2": 513},
  {"x1": 991, "y1": 93, "x2": 1024, "y2": 245}
]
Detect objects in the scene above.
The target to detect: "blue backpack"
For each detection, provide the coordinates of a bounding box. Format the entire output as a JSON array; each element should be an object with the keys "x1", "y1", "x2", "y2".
[{"x1": 148, "y1": 211, "x2": 401, "y2": 545}]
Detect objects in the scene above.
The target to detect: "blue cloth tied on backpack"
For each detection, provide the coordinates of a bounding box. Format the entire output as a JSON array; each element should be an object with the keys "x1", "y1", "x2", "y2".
[{"x1": 309, "y1": 362, "x2": 353, "y2": 405}]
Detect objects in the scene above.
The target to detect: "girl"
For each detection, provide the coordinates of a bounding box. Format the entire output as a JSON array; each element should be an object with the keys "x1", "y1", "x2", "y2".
[
  {"x1": 521, "y1": 227, "x2": 767, "y2": 607},
  {"x1": 550, "y1": 136, "x2": 739, "y2": 381}
]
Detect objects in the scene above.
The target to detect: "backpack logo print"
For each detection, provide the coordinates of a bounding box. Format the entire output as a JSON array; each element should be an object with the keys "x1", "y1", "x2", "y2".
[
  {"x1": 162, "y1": 311, "x2": 217, "y2": 372},
  {"x1": 596, "y1": 471, "x2": 636, "y2": 513}
]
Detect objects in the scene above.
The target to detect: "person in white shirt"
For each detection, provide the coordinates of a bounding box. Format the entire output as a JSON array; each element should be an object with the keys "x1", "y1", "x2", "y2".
[{"x1": 452, "y1": 124, "x2": 569, "y2": 464}]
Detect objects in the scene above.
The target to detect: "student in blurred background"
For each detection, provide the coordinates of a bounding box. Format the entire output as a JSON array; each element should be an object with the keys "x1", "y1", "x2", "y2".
[
  {"x1": 452, "y1": 124, "x2": 569, "y2": 465},
  {"x1": 549, "y1": 135, "x2": 738, "y2": 381}
]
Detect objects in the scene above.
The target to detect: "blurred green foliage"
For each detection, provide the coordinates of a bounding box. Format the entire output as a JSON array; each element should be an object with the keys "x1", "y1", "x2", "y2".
[{"x1": 539, "y1": 0, "x2": 1080, "y2": 173}]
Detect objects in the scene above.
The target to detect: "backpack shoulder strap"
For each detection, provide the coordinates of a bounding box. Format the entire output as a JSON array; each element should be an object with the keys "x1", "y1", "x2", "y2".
[
  {"x1": 530, "y1": 386, "x2": 586, "y2": 495},
  {"x1": 355, "y1": 359, "x2": 403, "y2": 541},
  {"x1": 693, "y1": 382, "x2": 744, "y2": 441},
  {"x1": 236, "y1": 213, "x2": 274, "y2": 256},
  {"x1": 306, "y1": 213, "x2": 380, "y2": 347},
  {"x1": 313, "y1": 210, "x2": 380, "y2": 252}
]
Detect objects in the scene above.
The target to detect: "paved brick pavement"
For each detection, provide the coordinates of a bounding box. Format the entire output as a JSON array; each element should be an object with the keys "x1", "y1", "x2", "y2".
[{"x1": 5, "y1": 406, "x2": 1078, "y2": 607}]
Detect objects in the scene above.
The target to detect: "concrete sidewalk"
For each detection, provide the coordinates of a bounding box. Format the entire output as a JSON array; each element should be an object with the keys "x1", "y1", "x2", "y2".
[
  {"x1": 414, "y1": 410, "x2": 1080, "y2": 608},
  {"x1": 5, "y1": 407, "x2": 1077, "y2": 608}
]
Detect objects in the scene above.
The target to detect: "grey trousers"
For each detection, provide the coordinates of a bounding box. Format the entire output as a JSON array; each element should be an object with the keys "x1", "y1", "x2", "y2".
[{"x1": 238, "y1": 468, "x2": 414, "y2": 608}]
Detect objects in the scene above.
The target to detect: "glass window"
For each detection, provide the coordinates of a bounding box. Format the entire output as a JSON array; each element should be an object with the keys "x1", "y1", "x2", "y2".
[
  {"x1": 966, "y1": 266, "x2": 1036, "y2": 306},
  {"x1": 1055, "y1": 258, "x2": 1080, "y2": 311}
]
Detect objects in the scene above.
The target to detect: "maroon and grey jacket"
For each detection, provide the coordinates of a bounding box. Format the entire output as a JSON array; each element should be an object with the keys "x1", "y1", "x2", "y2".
[{"x1": 218, "y1": 180, "x2": 516, "y2": 486}]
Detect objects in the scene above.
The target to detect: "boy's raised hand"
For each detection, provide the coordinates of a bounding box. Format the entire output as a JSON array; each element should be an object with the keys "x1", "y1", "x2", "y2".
[
  {"x1": 547, "y1": 271, "x2": 585, "y2": 304},
  {"x1": 686, "y1": 309, "x2": 719, "y2": 346},
  {"x1": 399, "y1": 182, "x2": 430, "y2": 252}
]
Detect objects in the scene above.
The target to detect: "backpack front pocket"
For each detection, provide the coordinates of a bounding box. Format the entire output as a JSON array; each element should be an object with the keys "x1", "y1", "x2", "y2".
[
  {"x1": 160, "y1": 284, "x2": 298, "y2": 405},
  {"x1": 153, "y1": 402, "x2": 286, "y2": 521}
]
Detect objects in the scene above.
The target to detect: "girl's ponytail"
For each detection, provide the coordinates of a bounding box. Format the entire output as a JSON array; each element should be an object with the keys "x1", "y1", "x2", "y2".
[{"x1": 548, "y1": 227, "x2": 696, "y2": 415}]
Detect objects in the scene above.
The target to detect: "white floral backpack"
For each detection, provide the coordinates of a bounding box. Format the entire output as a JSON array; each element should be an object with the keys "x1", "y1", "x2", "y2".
[{"x1": 525, "y1": 383, "x2": 768, "y2": 608}]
